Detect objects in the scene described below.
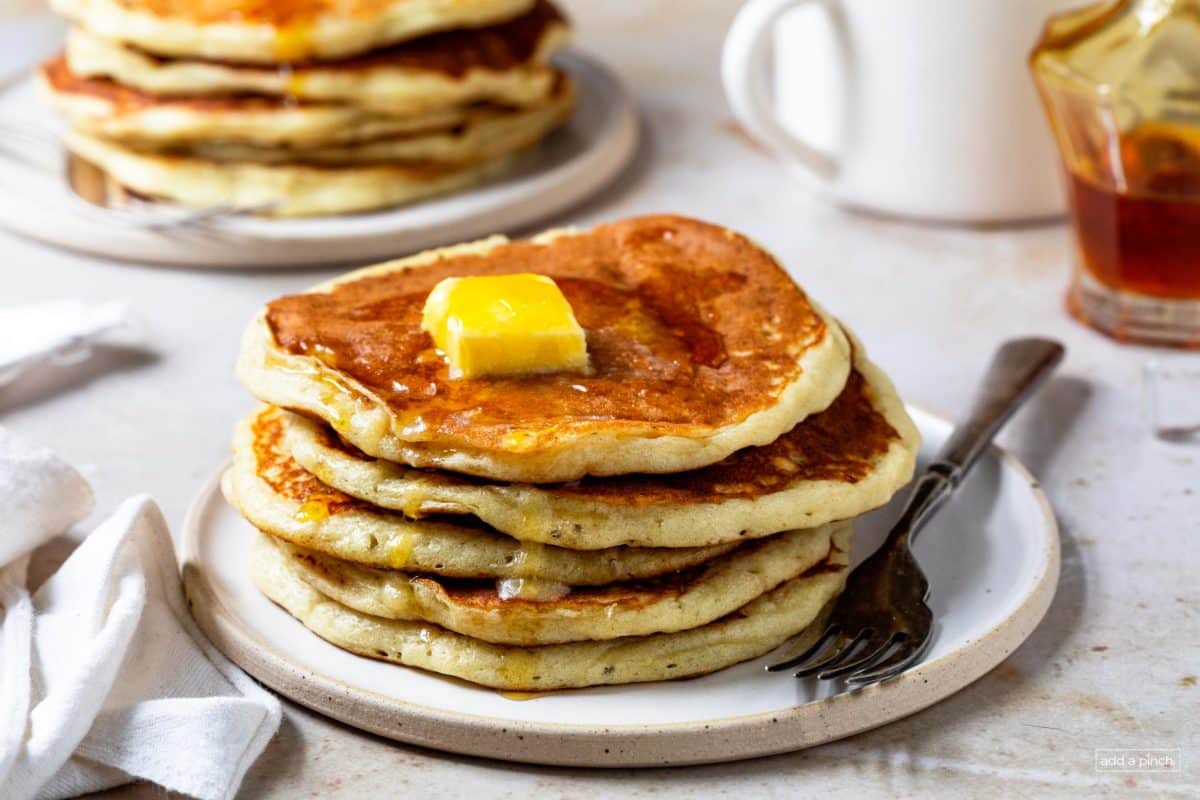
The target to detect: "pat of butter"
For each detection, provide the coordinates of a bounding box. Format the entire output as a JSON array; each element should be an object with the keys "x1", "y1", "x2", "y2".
[{"x1": 421, "y1": 274, "x2": 588, "y2": 379}]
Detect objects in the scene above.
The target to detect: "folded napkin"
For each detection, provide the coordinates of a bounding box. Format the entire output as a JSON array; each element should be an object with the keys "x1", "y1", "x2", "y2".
[
  {"x1": 0, "y1": 427, "x2": 281, "y2": 800},
  {"x1": 0, "y1": 299, "x2": 137, "y2": 387}
]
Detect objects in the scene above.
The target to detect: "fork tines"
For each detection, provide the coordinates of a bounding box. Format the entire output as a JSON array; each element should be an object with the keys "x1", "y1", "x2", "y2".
[{"x1": 768, "y1": 625, "x2": 931, "y2": 685}]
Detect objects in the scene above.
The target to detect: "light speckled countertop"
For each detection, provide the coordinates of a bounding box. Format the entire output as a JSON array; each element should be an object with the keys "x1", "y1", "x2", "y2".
[{"x1": 4, "y1": 1, "x2": 1197, "y2": 797}]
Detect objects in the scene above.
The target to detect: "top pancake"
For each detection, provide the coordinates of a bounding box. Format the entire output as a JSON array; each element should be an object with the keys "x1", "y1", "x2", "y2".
[
  {"x1": 237, "y1": 215, "x2": 853, "y2": 482},
  {"x1": 63, "y1": 1, "x2": 568, "y2": 113},
  {"x1": 51, "y1": 0, "x2": 537, "y2": 63}
]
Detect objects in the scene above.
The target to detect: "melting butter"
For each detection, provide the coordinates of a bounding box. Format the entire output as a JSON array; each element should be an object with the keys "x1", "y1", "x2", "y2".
[{"x1": 420, "y1": 274, "x2": 588, "y2": 380}]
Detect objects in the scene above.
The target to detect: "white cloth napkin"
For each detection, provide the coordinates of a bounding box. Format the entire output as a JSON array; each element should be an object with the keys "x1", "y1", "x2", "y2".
[
  {"x1": 0, "y1": 300, "x2": 137, "y2": 387},
  {"x1": 0, "y1": 427, "x2": 281, "y2": 800}
]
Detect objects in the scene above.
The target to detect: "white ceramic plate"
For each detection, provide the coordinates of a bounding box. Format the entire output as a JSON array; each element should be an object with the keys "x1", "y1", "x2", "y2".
[
  {"x1": 0, "y1": 52, "x2": 638, "y2": 268},
  {"x1": 181, "y1": 407, "x2": 1058, "y2": 767}
]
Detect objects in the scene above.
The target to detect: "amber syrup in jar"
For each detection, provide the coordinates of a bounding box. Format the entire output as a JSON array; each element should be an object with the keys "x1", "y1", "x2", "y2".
[
  {"x1": 1067, "y1": 123, "x2": 1200, "y2": 302},
  {"x1": 1032, "y1": 0, "x2": 1200, "y2": 346}
]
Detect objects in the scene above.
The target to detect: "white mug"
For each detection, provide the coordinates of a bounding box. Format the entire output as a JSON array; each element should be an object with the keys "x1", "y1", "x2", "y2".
[{"x1": 722, "y1": 0, "x2": 1075, "y2": 223}]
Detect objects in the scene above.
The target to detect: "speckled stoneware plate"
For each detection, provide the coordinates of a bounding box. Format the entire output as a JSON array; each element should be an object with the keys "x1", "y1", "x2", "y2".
[
  {"x1": 181, "y1": 407, "x2": 1058, "y2": 767},
  {"x1": 0, "y1": 51, "x2": 637, "y2": 268}
]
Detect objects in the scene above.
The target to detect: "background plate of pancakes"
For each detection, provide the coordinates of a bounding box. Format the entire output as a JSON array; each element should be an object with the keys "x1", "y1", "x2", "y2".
[
  {"x1": 182, "y1": 409, "x2": 1057, "y2": 767},
  {"x1": 0, "y1": 0, "x2": 638, "y2": 267},
  {"x1": 180, "y1": 215, "x2": 1058, "y2": 767}
]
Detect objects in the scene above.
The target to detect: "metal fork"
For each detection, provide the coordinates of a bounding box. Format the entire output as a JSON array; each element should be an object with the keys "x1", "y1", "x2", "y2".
[
  {"x1": 768, "y1": 337, "x2": 1065, "y2": 686},
  {"x1": 0, "y1": 119, "x2": 274, "y2": 229}
]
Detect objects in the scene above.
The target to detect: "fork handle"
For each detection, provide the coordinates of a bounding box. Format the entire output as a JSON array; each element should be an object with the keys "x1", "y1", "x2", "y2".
[{"x1": 895, "y1": 337, "x2": 1064, "y2": 540}]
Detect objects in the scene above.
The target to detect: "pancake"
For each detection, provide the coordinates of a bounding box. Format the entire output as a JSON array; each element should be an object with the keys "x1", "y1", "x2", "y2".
[
  {"x1": 62, "y1": 129, "x2": 522, "y2": 217},
  {"x1": 225, "y1": 406, "x2": 739, "y2": 583},
  {"x1": 41, "y1": 56, "x2": 568, "y2": 148},
  {"x1": 64, "y1": 1, "x2": 568, "y2": 114},
  {"x1": 282, "y1": 333, "x2": 917, "y2": 548},
  {"x1": 50, "y1": 0, "x2": 537, "y2": 63},
  {"x1": 238, "y1": 215, "x2": 854, "y2": 483},
  {"x1": 250, "y1": 526, "x2": 851, "y2": 690},
  {"x1": 266, "y1": 522, "x2": 841, "y2": 645},
  {"x1": 177, "y1": 91, "x2": 572, "y2": 165}
]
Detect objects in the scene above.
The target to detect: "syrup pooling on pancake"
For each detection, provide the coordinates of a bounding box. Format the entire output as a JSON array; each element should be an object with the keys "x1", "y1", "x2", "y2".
[{"x1": 265, "y1": 216, "x2": 832, "y2": 453}]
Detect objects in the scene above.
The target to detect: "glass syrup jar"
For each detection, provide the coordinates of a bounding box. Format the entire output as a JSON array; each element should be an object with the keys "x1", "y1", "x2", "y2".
[{"x1": 1031, "y1": 0, "x2": 1200, "y2": 348}]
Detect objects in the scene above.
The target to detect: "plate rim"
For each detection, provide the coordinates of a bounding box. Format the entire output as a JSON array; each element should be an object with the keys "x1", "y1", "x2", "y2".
[{"x1": 180, "y1": 405, "x2": 1059, "y2": 767}]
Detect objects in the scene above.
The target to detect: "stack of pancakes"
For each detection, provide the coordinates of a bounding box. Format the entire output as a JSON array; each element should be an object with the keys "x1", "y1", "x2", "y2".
[
  {"x1": 38, "y1": 0, "x2": 574, "y2": 216},
  {"x1": 224, "y1": 215, "x2": 921, "y2": 690}
]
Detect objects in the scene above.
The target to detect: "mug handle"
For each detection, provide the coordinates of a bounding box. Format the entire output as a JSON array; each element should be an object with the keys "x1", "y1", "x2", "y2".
[{"x1": 721, "y1": 0, "x2": 839, "y2": 179}]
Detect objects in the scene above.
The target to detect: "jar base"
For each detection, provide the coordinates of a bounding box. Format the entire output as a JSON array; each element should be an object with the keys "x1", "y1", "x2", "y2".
[{"x1": 1068, "y1": 272, "x2": 1200, "y2": 349}]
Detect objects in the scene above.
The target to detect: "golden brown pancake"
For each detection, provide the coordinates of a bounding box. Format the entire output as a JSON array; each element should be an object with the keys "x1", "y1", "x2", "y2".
[
  {"x1": 245, "y1": 215, "x2": 853, "y2": 481},
  {"x1": 62, "y1": 127, "x2": 527, "y2": 216},
  {"x1": 265, "y1": 216, "x2": 816, "y2": 443},
  {"x1": 42, "y1": 53, "x2": 557, "y2": 120},
  {"x1": 320, "y1": 369, "x2": 894, "y2": 503},
  {"x1": 268, "y1": 521, "x2": 842, "y2": 644},
  {"x1": 277, "y1": 333, "x2": 919, "y2": 548},
  {"x1": 64, "y1": 6, "x2": 567, "y2": 115},
  {"x1": 51, "y1": 0, "x2": 537, "y2": 63},
  {"x1": 41, "y1": 55, "x2": 569, "y2": 153},
  {"x1": 44, "y1": 55, "x2": 257, "y2": 114},
  {"x1": 249, "y1": 526, "x2": 851, "y2": 690},
  {"x1": 131, "y1": 0, "x2": 564, "y2": 73},
  {"x1": 224, "y1": 405, "x2": 740, "y2": 582}
]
